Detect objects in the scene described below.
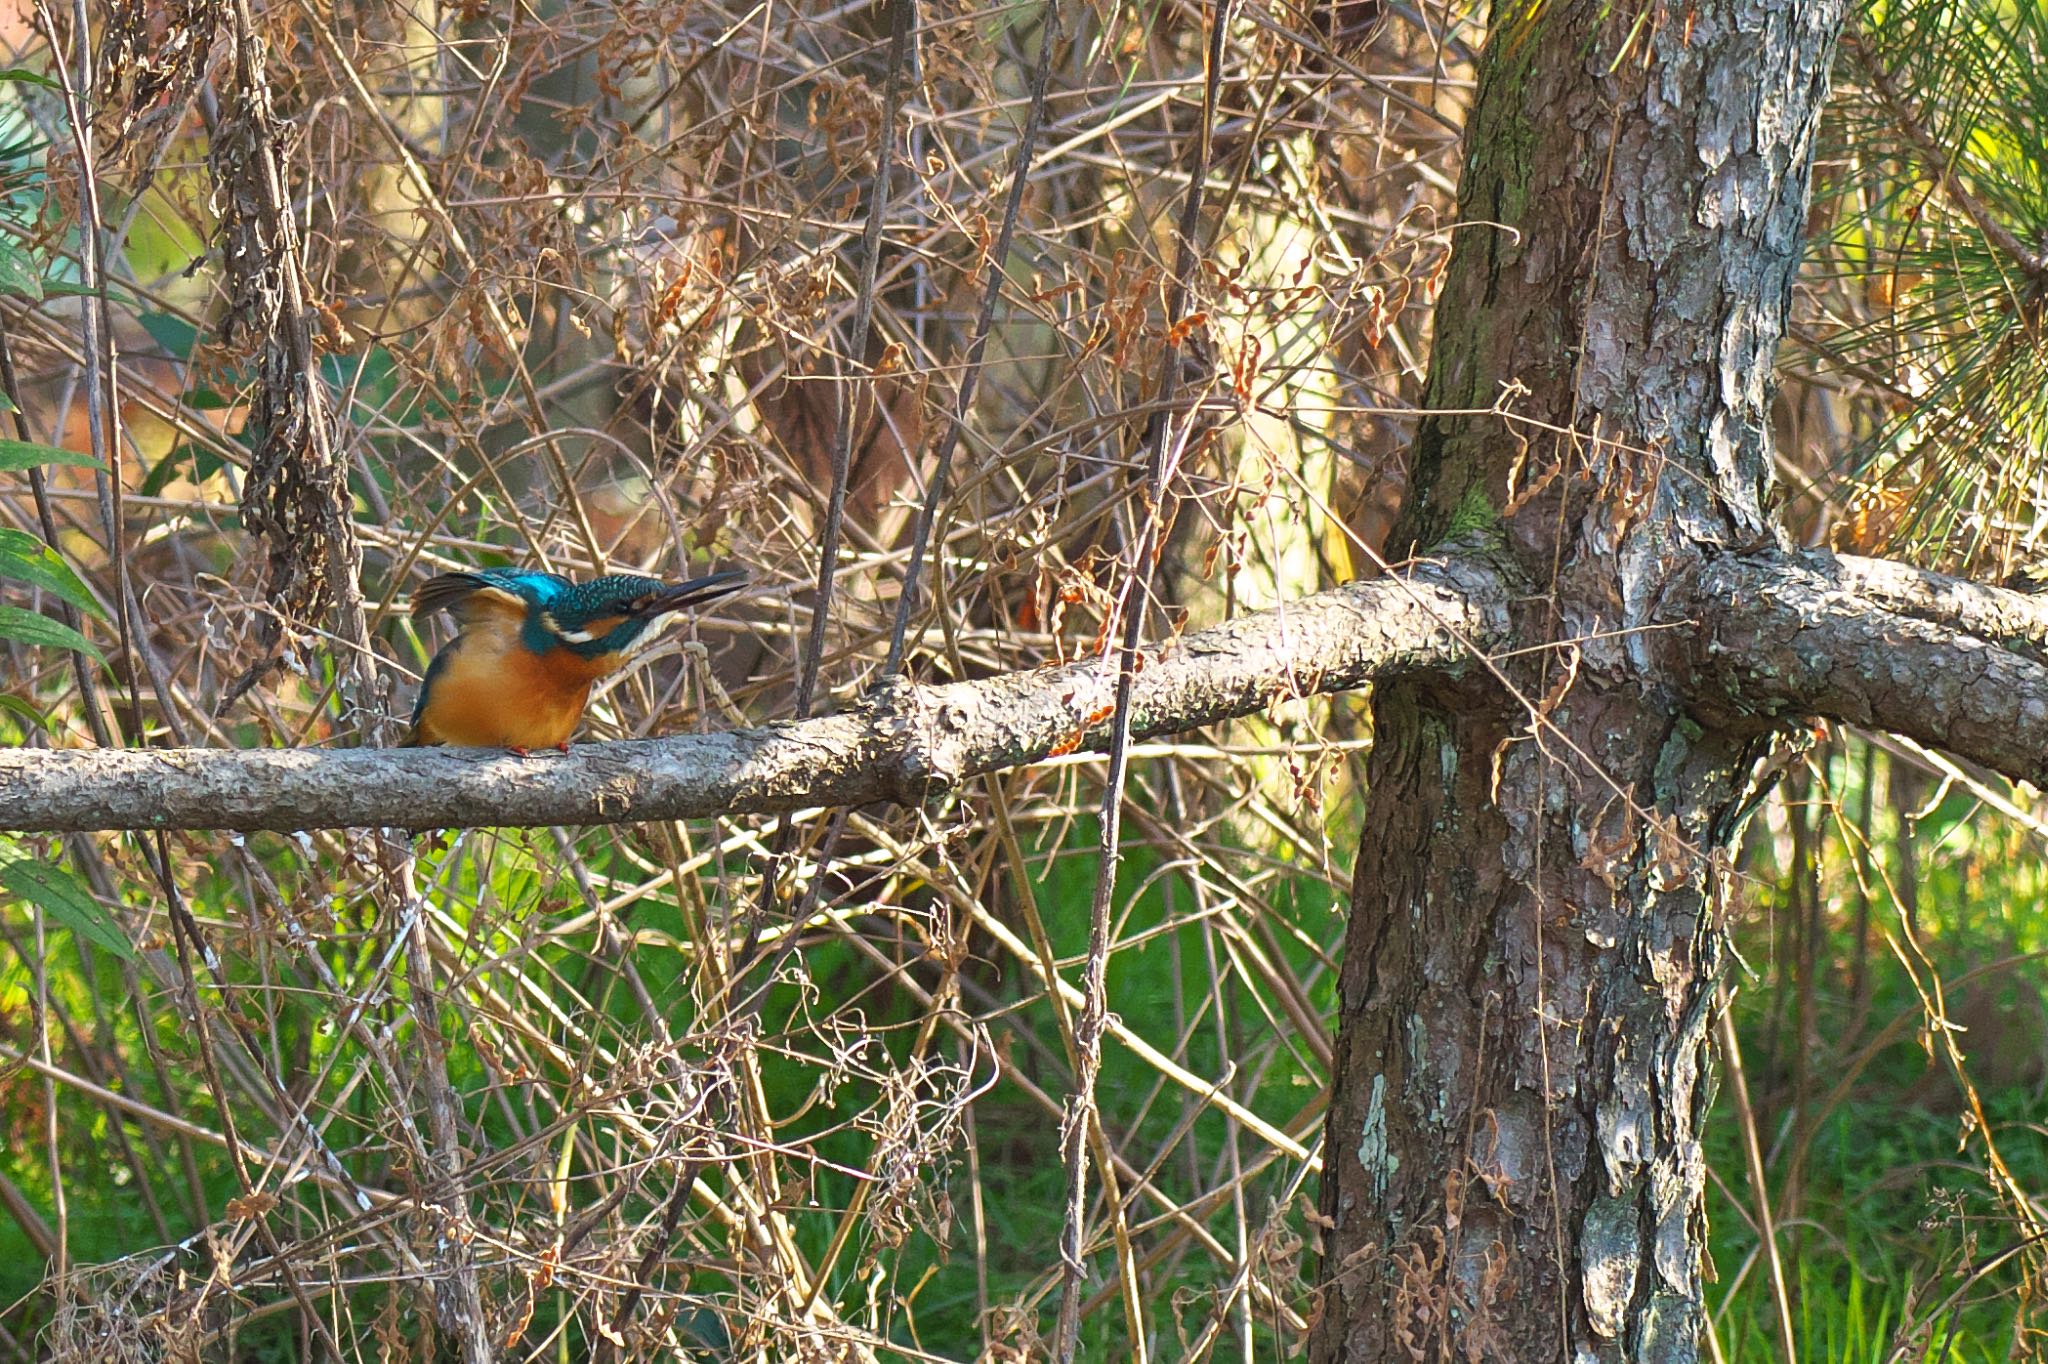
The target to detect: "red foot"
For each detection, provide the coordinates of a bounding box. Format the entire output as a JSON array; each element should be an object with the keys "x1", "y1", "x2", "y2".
[
  {"x1": 555, "y1": 741, "x2": 572, "y2": 754},
  {"x1": 506, "y1": 745, "x2": 531, "y2": 757}
]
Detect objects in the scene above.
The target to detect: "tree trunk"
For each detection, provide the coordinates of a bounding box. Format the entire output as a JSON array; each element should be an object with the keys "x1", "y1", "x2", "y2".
[{"x1": 1313, "y1": 0, "x2": 1845, "y2": 1358}]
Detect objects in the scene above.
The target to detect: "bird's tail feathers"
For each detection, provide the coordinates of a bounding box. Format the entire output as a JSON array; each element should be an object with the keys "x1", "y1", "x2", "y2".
[{"x1": 409, "y1": 572, "x2": 489, "y2": 623}]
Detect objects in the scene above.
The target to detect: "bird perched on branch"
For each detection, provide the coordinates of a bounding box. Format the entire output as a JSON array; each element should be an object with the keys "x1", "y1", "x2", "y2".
[{"x1": 403, "y1": 567, "x2": 746, "y2": 753}]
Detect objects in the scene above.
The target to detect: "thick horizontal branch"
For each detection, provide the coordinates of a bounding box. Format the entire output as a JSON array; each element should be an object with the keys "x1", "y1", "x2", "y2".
[
  {"x1": 1823, "y1": 553, "x2": 2048, "y2": 668},
  {"x1": 1681, "y1": 550, "x2": 2048, "y2": 786},
  {"x1": 0, "y1": 558, "x2": 1512, "y2": 833},
  {"x1": 15, "y1": 546, "x2": 2047, "y2": 833}
]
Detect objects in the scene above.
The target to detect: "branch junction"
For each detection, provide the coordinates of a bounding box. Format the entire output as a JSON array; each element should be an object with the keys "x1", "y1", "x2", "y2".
[{"x1": 3, "y1": 549, "x2": 2044, "y2": 834}]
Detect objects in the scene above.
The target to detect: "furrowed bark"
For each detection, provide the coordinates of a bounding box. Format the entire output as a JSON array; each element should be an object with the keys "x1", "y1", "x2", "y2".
[
  {"x1": 1679, "y1": 552, "x2": 2048, "y2": 785},
  {"x1": 0, "y1": 562, "x2": 1508, "y2": 833},
  {"x1": 1311, "y1": 0, "x2": 1844, "y2": 1357}
]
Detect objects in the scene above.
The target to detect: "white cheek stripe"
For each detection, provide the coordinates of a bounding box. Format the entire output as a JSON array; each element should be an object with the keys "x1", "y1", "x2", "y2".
[
  {"x1": 604, "y1": 611, "x2": 680, "y2": 657},
  {"x1": 616, "y1": 617, "x2": 673, "y2": 655},
  {"x1": 540, "y1": 611, "x2": 602, "y2": 645}
]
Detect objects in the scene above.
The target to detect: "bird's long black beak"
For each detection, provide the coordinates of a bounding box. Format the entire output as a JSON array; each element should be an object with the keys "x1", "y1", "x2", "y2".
[{"x1": 637, "y1": 569, "x2": 748, "y2": 618}]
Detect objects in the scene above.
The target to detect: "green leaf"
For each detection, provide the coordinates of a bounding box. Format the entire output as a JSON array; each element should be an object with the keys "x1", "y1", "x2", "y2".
[
  {"x1": 0, "y1": 604, "x2": 102, "y2": 660},
  {"x1": 0, "y1": 390, "x2": 19, "y2": 413},
  {"x1": 0, "y1": 694, "x2": 48, "y2": 734},
  {"x1": 139, "y1": 445, "x2": 191, "y2": 496},
  {"x1": 41, "y1": 282, "x2": 138, "y2": 306},
  {"x1": 0, "y1": 529, "x2": 101, "y2": 618},
  {"x1": 138, "y1": 443, "x2": 224, "y2": 496},
  {"x1": 0, "y1": 68, "x2": 64, "y2": 93},
  {"x1": 0, "y1": 438, "x2": 100, "y2": 472},
  {"x1": 0, "y1": 239, "x2": 43, "y2": 300},
  {"x1": 137, "y1": 311, "x2": 200, "y2": 360},
  {"x1": 0, "y1": 859, "x2": 137, "y2": 960}
]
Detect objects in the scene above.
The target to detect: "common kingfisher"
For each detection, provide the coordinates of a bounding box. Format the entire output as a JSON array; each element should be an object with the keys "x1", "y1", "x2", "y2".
[{"x1": 403, "y1": 567, "x2": 746, "y2": 753}]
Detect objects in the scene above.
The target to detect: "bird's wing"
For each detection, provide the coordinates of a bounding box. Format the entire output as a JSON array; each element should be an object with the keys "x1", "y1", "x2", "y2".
[
  {"x1": 411, "y1": 570, "x2": 568, "y2": 627},
  {"x1": 477, "y1": 568, "x2": 573, "y2": 603},
  {"x1": 401, "y1": 640, "x2": 455, "y2": 745}
]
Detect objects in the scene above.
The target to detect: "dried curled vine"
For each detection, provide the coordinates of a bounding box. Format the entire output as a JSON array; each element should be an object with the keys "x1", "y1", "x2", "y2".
[{"x1": 207, "y1": 1, "x2": 371, "y2": 713}]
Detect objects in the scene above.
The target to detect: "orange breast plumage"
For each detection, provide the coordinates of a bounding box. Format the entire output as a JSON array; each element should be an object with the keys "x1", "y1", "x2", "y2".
[{"x1": 410, "y1": 619, "x2": 626, "y2": 750}]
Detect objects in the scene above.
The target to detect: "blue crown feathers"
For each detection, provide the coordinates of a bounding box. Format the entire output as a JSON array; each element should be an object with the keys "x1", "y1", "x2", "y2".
[{"x1": 412, "y1": 568, "x2": 745, "y2": 658}]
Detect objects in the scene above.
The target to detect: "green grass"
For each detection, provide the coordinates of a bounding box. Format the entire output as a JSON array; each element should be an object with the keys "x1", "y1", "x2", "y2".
[
  {"x1": 0, "y1": 746, "x2": 2041, "y2": 1360},
  {"x1": 1705, "y1": 750, "x2": 2048, "y2": 1363}
]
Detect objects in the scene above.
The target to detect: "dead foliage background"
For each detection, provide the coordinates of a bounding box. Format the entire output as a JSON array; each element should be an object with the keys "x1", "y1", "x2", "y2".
[
  {"x1": 0, "y1": 0, "x2": 2041, "y2": 1359},
  {"x1": 0, "y1": 1, "x2": 1468, "y2": 1357}
]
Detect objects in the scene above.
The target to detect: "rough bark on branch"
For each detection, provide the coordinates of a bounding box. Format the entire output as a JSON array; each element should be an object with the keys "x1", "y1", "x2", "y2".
[
  {"x1": 0, "y1": 559, "x2": 1509, "y2": 833},
  {"x1": 1680, "y1": 551, "x2": 2048, "y2": 786}
]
